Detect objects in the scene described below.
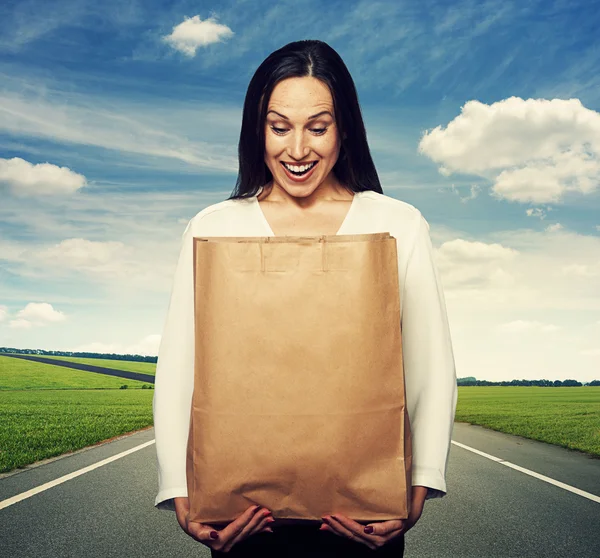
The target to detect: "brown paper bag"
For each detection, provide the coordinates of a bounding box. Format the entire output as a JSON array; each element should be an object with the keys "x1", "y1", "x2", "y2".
[{"x1": 186, "y1": 232, "x2": 412, "y2": 527}]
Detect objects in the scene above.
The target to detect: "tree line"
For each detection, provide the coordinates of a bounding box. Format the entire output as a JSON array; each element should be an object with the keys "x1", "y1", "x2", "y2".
[
  {"x1": 0, "y1": 348, "x2": 597, "y2": 385},
  {"x1": 457, "y1": 376, "x2": 599, "y2": 387},
  {"x1": 0, "y1": 347, "x2": 158, "y2": 363}
]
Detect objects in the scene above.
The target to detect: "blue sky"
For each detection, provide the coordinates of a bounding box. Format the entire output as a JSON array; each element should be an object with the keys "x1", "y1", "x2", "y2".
[{"x1": 1, "y1": 0, "x2": 599, "y2": 381}]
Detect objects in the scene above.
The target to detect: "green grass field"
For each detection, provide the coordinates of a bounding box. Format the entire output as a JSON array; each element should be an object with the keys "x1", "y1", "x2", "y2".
[
  {"x1": 28, "y1": 355, "x2": 157, "y2": 375},
  {"x1": 2, "y1": 354, "x2": 599, "y2": 474},
  {"x1": 0, "y1": 355, "x2": 154, "y2": 473},
  {"x1": 456, "y1": 386, "x2": 600, "y2": 456},
  {"x1": 0, "y1": 355, "x2": 154, "y2": 390}
]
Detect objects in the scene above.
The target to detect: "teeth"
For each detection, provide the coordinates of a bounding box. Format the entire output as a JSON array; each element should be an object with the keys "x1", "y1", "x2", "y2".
[{"x1": 283, "y1": 161, "x2": 316, "y2": 172}]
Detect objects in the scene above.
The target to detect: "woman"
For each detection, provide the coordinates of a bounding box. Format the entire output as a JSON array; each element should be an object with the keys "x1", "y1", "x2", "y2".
[{"x1": 153, "y1": 39, "x2": 457, "y2": 557}]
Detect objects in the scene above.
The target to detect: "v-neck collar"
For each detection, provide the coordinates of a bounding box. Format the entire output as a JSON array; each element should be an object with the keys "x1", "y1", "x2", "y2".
[{"x1": 253, "y1": 189, "x2": 361, "y2": 237}]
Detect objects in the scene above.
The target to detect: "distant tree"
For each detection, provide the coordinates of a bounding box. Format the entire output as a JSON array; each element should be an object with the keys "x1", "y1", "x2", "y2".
[
  {"x1": 451, "y1": 377, "x2": 588, "y2": 387},
  {"x1": 589, "y1": 380, "x2": 600, "y2": 386},
  {"x1": 457, "y1": 376, "x2": 477, "y2": 386},
  {"x1": 0, "y1": 346, "x2": 158, "y2": 363}
]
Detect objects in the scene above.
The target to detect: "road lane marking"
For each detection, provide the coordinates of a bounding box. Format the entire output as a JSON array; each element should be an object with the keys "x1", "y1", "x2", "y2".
[
  {"x1": 451, "y1": 440, "x2": 600, "y2": 504},
  {"x1": 0, "y1": 440, "x2": 156, "y2": 510},
  {"x1": 3, "y1": 438, "x2": 598, "y2": 510}
]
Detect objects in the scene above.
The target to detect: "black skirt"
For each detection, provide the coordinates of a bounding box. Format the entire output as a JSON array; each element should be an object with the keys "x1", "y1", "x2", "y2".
[{"x1": 210, "y1": 524, "x2": 405, "y2": 557}]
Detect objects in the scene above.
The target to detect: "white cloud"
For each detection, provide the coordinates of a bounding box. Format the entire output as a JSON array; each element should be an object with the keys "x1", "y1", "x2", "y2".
[
  {"x1": 0, "y1": 187, "x2": 223, "y2": 296},
  {"x1": 436, "y1": 226, "x2": 600, "y2": 311},
  {"x1": 9, "y1": 319, "x2": 33, "y2": 329},
  {"x1": 23, "y1": 235, "x2": 180, "y2": 290},
  {"x1": 526, "y1": 207, "x2": 552, "y2": 220},
  {"x1": 561, "y1": 263, "x2": 600, "y2": 278},
  {"x1": 1, "y1": 233, "x2": 183, "y2": 295},
  {"x1": 435, "y1": 238, "x2": 518, "y2": 289},
  {"x1": 527, "y1": 208, "x2": 545, "y2": 219},
  {"x1": 0, "y1": 84, "x2": 238, "y2": 172},
  {"x1": 9, "y1": 302, "x2": 66, "y2": 328},
  {"x1": 67, "y1": 334, "x2": 161, "y2": 357},
  {"x1": 446, "y1": 183, "x2": 480, "y2": 203},
  {"x1": 0, "y1": 305, "x2": 8, "y2": 322},
  {"x1": 497, "y1": 320, "x2": 562, "y2": 333},
  {"x1": 430, "y1": 224, "x2": 600, "y2": 381},
  {"x1": 37, "y1": 238, "x2": 134, "y2": 278},
  {"x1": 17, "y1": 302, "x2": 66, "y2": 322},
  {"x1": 438, "y1": 238, "x2": 518, "y2": 261},
  {"x1": 580, "y1": 348, "x2": 600, "y2": 356},
  {"x1": 493, "y1": 150, "x2": 599, "y2": 203},
  {"x1": 545, "y1": 223, "x2": 563, "y2": 232},
  {"x1": 419, "y1": 97, "x2": 600, "y2": 204},
  {"x1": 162, "y1": 15, "x2": 234, "y2": 57},
  {"x1": 0, "y1": 0, "x2": 86, "y2": 51},
  {"x1": 0, "y1": 157, "x2": 86, "y2": 196}
]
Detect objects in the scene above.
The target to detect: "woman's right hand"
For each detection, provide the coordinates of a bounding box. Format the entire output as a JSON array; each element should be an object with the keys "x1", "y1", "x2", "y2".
[{"x1": 174, "y1": 497, "x2": 274, "y2": 553}]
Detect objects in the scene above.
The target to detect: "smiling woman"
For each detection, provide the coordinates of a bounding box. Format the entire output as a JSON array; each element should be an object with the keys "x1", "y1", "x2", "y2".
[
  {"x1": 153, "y1": 38, "x2": 457, "y2": 558},
  {"x1": 226, "y1": 38, "x2": 383, "y2": 239},
  {"x1": 264, "y1": 79, "x2": 339, "y2": 189}
]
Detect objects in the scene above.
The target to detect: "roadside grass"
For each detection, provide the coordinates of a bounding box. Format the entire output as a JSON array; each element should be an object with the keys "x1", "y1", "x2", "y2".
[
  {"x1": 3, "y1": 355, "x2": 599, "y2": 473},
  {"x1": 0, "y1": 355, "x2": 154, "y2": 473},
  {"x1": 20, "y1": 355, "x2": 157, "y2": 376},
  {"x1": 456, "y1": 386, "x2": 600, "y2": 457},
  {"x1": 0, "y1": 356, "x2": 153, "y2": 390}
]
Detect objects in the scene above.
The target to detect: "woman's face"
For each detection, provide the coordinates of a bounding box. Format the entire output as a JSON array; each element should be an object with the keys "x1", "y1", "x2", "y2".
[{"x1": 264, "y1": 76, "x2": 342, "y2": 198}]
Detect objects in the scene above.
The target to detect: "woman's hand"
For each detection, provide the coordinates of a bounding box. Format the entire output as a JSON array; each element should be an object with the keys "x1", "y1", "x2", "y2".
[
  {"x1": 174, "y1": 497, "x2": 274, "y2": 553},
  {"x1": 319, "y1": 486, "x2": 428, "y2": 550}
]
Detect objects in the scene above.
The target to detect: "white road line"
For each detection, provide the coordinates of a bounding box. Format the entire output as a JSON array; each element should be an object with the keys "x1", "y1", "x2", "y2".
[
  {"x1": 0, "y1": 439, "x2": 156, "y2": 511},
  {"x1": 451, "y1": 440, "x2": 600, "y2": 504},
  {"x1": 2, "y1": 438, "x2": 598, "y2": 510}
]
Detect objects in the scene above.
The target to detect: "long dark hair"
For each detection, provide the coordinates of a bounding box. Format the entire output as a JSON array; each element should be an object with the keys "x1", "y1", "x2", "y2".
[{"x1": 227, "y1": 39, "x2": 382, "y2": 200}]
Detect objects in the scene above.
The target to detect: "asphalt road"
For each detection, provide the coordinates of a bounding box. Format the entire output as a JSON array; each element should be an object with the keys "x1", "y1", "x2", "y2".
[
  {"x1": 0, "y1": 423, "x2": 598, "y2": 557},
  {"x1": 2, "y1": 354, "x2": 155, "y2": 384}
]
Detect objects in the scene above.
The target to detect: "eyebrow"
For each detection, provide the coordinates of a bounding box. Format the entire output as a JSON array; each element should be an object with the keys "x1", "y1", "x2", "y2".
[{"x1": 266, "y1": 110, "x2": 333, "y2": 121}]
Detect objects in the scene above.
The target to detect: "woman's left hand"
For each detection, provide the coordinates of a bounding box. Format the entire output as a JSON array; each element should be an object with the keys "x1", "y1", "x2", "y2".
[{"x1": 319, "y1": 485, "x2": 428, "y2": 550}]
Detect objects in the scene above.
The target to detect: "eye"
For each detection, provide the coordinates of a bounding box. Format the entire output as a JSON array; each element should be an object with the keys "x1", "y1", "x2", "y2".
[{"x1": 270, "y1": 126, "x2": 328, "y2": 136}]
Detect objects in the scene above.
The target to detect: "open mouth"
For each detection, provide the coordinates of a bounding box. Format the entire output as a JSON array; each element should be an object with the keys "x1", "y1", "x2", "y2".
[{"x1": 280, "y1": 161, "x2": 318, "y2": 177}]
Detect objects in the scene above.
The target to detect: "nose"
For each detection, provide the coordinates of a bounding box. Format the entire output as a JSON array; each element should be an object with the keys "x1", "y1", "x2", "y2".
[{"x1": 286, "y1": 130, "x2": 312, "y2": 161}]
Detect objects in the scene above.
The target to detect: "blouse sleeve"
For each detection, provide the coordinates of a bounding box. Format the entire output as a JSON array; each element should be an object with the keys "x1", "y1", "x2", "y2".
[
  {"x1": 401, "y1": 211, "x2": 458, "y2": 500},
  {"x1": 152, "y1": 218, "x2": 196, "y2": 511}
]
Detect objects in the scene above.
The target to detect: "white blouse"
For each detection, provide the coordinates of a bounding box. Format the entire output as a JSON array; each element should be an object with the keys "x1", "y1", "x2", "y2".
[{"x1": 153, "y1": 189, "x2": 458, "y2": 511}]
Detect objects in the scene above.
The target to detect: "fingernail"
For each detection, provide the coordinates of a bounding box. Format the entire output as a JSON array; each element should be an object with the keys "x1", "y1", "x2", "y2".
[
  {"x1": 364, "y1": 526, "x2": 373, "y2": 534},
  {"x1": 331, "y1": 515, "x2": 339, "y2": 521},
  {"x1": 210, "y1": 531, "x2": 219, "y2": 539}
]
